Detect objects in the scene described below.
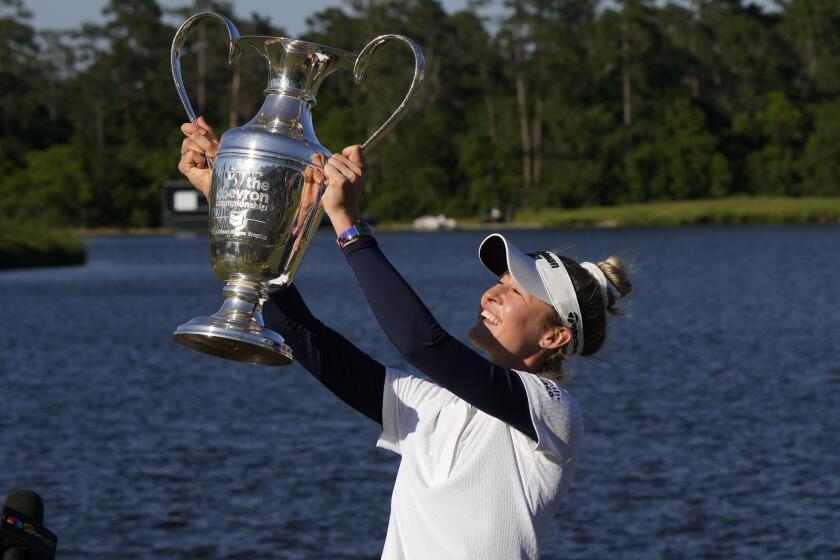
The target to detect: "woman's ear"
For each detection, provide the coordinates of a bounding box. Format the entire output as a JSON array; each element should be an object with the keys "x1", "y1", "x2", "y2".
[{"x1": 539, "y1": 326, "x2": 571, "y2": 351}]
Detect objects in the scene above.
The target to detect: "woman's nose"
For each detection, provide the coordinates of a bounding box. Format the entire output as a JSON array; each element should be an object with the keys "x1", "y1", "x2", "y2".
[{"x1": 484, "y1": 284, "x2": 502, "y2": 305}]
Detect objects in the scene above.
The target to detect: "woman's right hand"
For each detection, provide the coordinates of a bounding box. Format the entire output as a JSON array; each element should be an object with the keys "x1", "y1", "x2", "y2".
[
  {"x1": 322, "y1": 145, "x2": 365, "y2": 235},
  {"x1": 178, "y1": 116, "x2": 219, "y2": 198}
]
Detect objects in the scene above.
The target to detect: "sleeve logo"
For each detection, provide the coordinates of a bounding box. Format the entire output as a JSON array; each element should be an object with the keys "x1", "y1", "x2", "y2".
[{"x1": 541, "y1": 378, "x2": 562, "y2": 400}]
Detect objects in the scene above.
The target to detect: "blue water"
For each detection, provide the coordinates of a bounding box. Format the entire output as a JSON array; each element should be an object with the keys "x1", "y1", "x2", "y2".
[{"x1": 1, "y1": 227, "x2": 838, "y2": 559}]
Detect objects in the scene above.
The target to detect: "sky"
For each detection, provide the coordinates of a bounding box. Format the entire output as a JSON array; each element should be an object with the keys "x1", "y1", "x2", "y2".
[
  {"x1": 24, "y1": 0, "x2": 778, "y2": 36},
  {"x1": 24, "y1": 0, "x2": 476, "y2": 36}
]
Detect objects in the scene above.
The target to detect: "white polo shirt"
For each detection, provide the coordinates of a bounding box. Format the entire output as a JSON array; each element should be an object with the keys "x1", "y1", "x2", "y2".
[{"x1": 377, "y1": 367, "x2": 584, "y2": 560}]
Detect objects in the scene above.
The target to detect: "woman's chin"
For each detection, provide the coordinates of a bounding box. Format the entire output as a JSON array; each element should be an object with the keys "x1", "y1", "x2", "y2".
[
  {"x1": 467, "y1": 321, "x2": 492, "y2": 350},
  {"x1": 468, "y1": 323, "x2": 509, "y2": 366},
  {"x1": 467, "y1": 322, "x2": 481, "y2": 343}
]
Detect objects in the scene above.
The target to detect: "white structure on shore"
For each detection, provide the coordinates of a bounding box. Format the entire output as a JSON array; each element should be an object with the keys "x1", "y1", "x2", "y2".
[{"x1": 412, "y1": 214, "x2": 457, "y2": 231}]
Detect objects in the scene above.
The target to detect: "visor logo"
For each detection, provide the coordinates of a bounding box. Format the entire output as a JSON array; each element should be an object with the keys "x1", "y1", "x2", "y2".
[
  {"x1": 531, "y1": 251, "x2": 560, "y2": 269},
  {"x1": 567, "y1": 311, "x2": 581, "y2": 354}
]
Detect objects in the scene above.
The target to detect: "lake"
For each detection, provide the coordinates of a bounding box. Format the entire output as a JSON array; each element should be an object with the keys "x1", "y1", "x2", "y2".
[{"x1": 1, "y1": 226, "x2": 838, "y2": 559}]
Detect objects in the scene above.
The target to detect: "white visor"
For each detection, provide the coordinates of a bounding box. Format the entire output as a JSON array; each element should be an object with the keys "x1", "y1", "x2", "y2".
[{"x1": 478, "y1": 234, "x2": 584, "y2": 356}]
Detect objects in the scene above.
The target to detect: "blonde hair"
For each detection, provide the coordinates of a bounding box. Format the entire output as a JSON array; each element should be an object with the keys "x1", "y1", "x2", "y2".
[{"x1": 537, "y1": 255, "x2": 632, "y2": 383}]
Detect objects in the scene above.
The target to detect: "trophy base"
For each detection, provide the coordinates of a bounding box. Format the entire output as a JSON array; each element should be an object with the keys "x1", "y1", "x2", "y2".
[
  {"x1": 173, "y1": 317, "x2": 293, "y2": 366},
  {"x1": 173, "y1": 274, "x2": 294, "y2": 366}
]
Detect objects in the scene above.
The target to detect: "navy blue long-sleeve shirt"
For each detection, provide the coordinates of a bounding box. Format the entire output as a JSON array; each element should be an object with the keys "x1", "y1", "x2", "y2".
[{"x1": 262, "y1": 236, "x2": 537, "y2": 441}]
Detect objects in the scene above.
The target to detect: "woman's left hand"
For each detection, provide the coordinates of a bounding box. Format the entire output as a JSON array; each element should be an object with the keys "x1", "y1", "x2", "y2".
[
  {"x1": 178, "y1": 116, "x2": 219, "y2": 198},
  {"x1": 322, "y1": 145, "x2": 365, "y2": 235}
]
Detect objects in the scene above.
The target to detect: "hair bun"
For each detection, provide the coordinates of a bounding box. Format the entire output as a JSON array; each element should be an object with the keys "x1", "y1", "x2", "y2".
[{"x1": 596, "y1": 256, "x2": 632, "y2": 315}]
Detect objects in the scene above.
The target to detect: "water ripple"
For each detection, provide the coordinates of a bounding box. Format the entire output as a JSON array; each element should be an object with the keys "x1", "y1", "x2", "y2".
[{"x1": 1, "y1": 226, "x2": 838, "y2": 559}]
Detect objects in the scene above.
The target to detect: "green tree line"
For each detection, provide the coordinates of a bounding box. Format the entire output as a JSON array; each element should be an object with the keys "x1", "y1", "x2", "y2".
[{"x1": 1, "y1": 0, "x2": 839, "y2": 226}]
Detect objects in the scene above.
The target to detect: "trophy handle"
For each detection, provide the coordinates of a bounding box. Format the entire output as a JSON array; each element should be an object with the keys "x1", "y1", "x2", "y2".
[
  {"x1": 171, "y1": 12, "x2": 241, "y2": 169},
  {"x1": 354, "y1": 35, "x2": 425, "y2": 152}
]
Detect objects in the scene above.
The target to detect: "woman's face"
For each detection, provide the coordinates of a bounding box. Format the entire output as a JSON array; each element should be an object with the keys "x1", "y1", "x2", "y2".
[{"x1": 467, "y1": 273, "x2": 559, "y2": 368}]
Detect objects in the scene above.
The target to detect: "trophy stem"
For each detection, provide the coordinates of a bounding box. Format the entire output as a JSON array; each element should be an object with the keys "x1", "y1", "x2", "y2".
[{"x1": 173, "y1": 273, "x2": 293, "y2": 366}]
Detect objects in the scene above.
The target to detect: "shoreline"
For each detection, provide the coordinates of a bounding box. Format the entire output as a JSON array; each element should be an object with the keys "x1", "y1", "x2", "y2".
[
  {"x1": 1, "y1": 223, "x2": 86, "y2": 270},
  {"x1": 73, "y1": 196, "x2": 840, "y2": 236},
  {"x1": 5, "y1": 197, "x2": 836, "y2": 268}
]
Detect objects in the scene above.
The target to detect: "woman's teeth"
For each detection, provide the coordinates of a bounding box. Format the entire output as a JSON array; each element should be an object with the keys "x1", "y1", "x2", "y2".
[{"x1": 481, "y1": 309, "x2": 501, "y2": 325}]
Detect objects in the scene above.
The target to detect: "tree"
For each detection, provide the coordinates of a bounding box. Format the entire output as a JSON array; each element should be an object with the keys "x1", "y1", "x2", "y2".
[
  {"x1": 0, "y1": 145, "x2": 92, "y2": 226},
  {"x1": 0, "y1": 0, "x2": 834, "y2": 229},
  {"x1": 0, "y1": 1, "x2": 70, "y2": 168},
  {"x1": 623, "y1": 98, "x2": 729, "y2": 201},
  {"x1": 780, "y1": 0, "x2": 840, "y2": 98},
  {"x1": 799, "y1": 99, "x2": 840, "y2": 195},
  {"x1": 737, "y1": 91, "x2": 806, "y2": 195}
]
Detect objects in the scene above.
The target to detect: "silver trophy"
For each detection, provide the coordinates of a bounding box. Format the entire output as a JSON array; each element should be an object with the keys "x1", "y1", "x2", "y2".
[{"x1": 170, "y1": 12, "x2": 424, "y2": 365}]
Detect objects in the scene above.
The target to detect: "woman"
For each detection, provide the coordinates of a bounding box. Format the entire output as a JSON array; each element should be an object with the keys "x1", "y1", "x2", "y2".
[{"x1": 179, "y1": 119, "x2": 632, "y2": 559}]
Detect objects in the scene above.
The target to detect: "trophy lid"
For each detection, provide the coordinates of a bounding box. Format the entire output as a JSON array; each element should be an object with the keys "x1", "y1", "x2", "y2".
[{"x1": 235, "y1": 36, "x2": 356, "y2": 103}]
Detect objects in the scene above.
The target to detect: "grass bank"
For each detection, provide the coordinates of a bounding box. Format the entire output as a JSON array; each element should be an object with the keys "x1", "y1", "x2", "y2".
[
  {"x1": 0, "y1": 222, "x2": 86, "y2": 270},
  {"x1": 508, "y1": 196, "x2": 840, "y2": 228}
]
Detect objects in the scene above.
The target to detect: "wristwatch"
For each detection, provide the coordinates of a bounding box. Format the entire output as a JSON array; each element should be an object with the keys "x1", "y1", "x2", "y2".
[{"x1": 336, "y1": 220, "x2": 374, "y2": 249}]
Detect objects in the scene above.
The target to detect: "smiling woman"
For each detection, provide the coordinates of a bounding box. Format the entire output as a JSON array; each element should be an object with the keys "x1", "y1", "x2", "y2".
[
  {"x1": 468, "y1": 244, "x2": 632, "y2": 383},
  {"x1": 178, "y1": 120, "x2": 633, "y2": 559},
  {"x1": 276, "y1": 229, "x2": 632, "y2": 559}
]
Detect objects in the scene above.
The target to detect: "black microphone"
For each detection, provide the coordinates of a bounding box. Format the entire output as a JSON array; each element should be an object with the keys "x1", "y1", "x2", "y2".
[{"x1": 0, "y1": 490, "x2": 57, "y2": 560}]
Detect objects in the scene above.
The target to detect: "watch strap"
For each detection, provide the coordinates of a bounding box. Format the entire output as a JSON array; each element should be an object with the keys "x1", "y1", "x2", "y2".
[{"x1": 336, "y1": 220, "x2": 374, "y2": 248}]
